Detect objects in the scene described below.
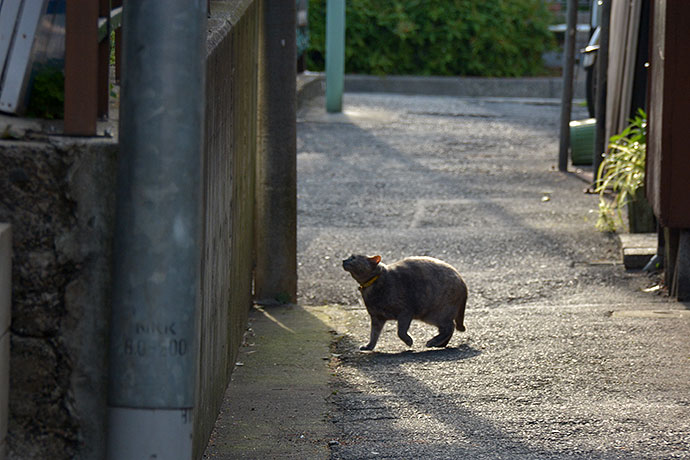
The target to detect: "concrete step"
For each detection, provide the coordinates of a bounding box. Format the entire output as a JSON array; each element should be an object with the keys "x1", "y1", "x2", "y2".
[{"x1": 618, "y1": 233, "x2": 657, "y2": 269}]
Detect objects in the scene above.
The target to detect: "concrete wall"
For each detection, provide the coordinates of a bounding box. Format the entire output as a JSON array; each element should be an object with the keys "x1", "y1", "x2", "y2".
[
  {"x1": 0, "y1": 224, "x2": 10, "y2": 460},
  {"x1": 342, "y1": 74, "x2": 587, "y2": 99},
  {"x1": 0, "y1": 1, "x2": 261, "y2": 458},
  {"x1": 0, "y1": 139, "x2": 118, "y2": 459},
  {"x1": 194, "y1": 0, "x2": 259, "y2": 456}
]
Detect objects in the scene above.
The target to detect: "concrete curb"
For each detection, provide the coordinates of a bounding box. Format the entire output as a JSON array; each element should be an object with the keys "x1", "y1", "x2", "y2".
[
  {"x1": 298, "y1": 72, "x2": 586, "y2": 100},
  {"x1": 297, "y1": 73, "x2": 325, "y2": 111},
  {"x1": 202, "y1": 305, "x2": 336, "y2": 459}
]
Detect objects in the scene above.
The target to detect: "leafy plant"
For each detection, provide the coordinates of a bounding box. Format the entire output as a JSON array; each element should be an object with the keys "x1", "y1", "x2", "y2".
[
  {"x1": 26, "y1": 65, "x2": 65, "y2": 120},
  {"x1": 594, "y1": 109, "x2": 647, "y2": 232},
  {"x1": 306, "y1": 0, "x2": 555, "y2": 77},
  {"x1": 110, "y1": 30, "x2": 117, "y2": 66}
]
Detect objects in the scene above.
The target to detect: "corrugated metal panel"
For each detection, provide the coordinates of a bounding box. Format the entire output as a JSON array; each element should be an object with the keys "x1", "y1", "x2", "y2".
[
  {"x1": 0, "y1": 0, "x2": 23, "y2": 73},
  {"x1": 0, "y1": 0, "x2": 47, "y2": 114}
]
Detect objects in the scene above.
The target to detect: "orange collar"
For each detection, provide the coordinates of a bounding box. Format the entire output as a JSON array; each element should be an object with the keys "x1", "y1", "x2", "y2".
[{"x1": 359, "y1": 275, "x2": 379, "y2": 290}]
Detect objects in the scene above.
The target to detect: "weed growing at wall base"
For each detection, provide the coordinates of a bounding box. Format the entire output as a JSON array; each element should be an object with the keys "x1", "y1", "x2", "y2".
[{"x1": 594, "y1": 109, "x2": 647, "y2": 232}]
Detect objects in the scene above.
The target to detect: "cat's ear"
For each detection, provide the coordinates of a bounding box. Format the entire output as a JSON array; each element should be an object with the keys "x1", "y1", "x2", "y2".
[{"x1": 369, "y1": 255, "x2": 381, "y2": 265}]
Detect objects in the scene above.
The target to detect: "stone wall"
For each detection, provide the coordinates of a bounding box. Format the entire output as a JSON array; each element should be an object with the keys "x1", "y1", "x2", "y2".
[
  {"x1": 0, "y1": 139, "x2": 118, "y2": 459},
  {"x1": 1, "y1": 223, "x2": 11, "y2": 459}
]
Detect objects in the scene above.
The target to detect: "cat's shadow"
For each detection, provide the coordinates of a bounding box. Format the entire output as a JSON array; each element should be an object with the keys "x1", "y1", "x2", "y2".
[{"x1": 363, "y1": 343, "x2": 481, "y2": 364}]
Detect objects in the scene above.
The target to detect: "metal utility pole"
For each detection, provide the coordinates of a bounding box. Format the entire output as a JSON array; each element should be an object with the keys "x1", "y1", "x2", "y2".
[
  {"x1": 558, "y1": 0, "x2": 578, "y2": 172},
  {"x1": 325, "y1": 0, "x2": 345, "y2": 112},
  {"x1": 107, "y1": 1, "x2": 206, "y2": 458},
  {"x1": 593, "y1": 0, "x2": 611, "y2": 180},
  {"x1": 255, "y1": 0, "x2": 297, "y2": 304}
]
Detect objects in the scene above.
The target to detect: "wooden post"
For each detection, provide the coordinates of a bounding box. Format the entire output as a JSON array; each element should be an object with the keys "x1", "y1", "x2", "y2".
[
  {"x1": 114, "y1": 0, "x2": 122, "y2": 82},
  {"x1": 255, "y1": 0, "x2": 297, "y2": 304},
  {"x1": 557, "y1": 0, "x2": 578, "y2": 172},
  {"x1": 65, "y1": 0, "x2": 98, "y2": 135},
  {"x1": 97, "y1": 0, "x2": 111, "y2": 119}
]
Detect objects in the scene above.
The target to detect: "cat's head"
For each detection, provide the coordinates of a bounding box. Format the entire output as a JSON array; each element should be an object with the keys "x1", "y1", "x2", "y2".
[{"x1": 342, "y1": 254, "x2": 381, "y2": 283}]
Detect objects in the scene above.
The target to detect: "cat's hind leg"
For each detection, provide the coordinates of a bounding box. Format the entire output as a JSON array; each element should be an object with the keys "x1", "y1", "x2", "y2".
[
  {"x1": 426, "y1": 322, "x2": 454, "y2": 348},
  {"x1": 454, "y1": 296, "x2": 467, "y2": 331}
]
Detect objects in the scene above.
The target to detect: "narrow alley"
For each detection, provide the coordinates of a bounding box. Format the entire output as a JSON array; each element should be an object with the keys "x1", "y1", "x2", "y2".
[{"x1": 205, "y1": 89, "x2": 690, "y2": 459}]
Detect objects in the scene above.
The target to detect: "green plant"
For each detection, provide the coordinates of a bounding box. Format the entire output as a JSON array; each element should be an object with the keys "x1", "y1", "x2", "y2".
[
  {"x1": 306, "y1": 0, "x2": 555, "y2": 77},
  {"x1": 110, "y1": 30, "x2": 117, "y2": 66},
  {"x1": 594, "y1": 109, "x2": 647, "y2": 232},
  {"x1": 26, "y1": 64, "x2": 65, "y2": 119}
]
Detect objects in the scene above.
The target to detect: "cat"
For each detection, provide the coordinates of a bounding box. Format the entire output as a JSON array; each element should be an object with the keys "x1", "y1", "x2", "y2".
[{"x1": 342, "y1": 254, "x2": 467, "y2": 351}]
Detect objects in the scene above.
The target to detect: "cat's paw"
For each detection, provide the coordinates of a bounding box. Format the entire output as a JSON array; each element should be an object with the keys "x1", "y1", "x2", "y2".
[
  {"x1": 360, "y1": 344, "x2": 374, "y2": 351},
  {"x1": 401, "y1": 336, "x2": 413, "y2": 347}
]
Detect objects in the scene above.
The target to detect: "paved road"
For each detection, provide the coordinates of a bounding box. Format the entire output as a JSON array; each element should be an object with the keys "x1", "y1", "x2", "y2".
[{"x1": 295, "y1": 93, "x2": 690, "y2": 459}]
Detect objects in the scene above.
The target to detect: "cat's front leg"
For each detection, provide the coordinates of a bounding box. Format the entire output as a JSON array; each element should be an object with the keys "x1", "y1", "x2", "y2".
[
  {"x1": 361, "y1": 315, "x2": 385, "y2": 350},
  {"x1": 396, "y1": 313, "x2": 413, "y2": 347}
]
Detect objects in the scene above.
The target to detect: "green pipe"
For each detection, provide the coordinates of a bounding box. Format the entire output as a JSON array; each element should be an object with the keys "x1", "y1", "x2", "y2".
[{"x1": 325, "y1": 0, "x2": 345, "y2": 113}]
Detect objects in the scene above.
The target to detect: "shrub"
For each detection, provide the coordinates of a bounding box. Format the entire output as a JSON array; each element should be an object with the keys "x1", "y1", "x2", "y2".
[
  {"x1": 306, "y1": 0, "x2": 555, "y2": 77},
  {"x1": 26, "y1": 65, "x2": 64, "y2": 120}
]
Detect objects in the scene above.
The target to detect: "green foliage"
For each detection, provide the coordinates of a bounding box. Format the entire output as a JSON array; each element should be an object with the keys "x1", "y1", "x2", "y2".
[
  {"x1": 594, "y1": 109, "x2": 647, "y2": 232},
  {"x1": 306, "y1": 0, "x2": 555, "y2": 76},
  {"x1": 111, "y1": 30, "x2": 117, "y2": 66},
  {"x1": 26, "y1": 65, "x2": 64, "y2": 120}
]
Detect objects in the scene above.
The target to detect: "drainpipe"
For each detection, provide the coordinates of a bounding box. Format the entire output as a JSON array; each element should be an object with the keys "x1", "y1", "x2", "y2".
[
  {"x1": 593, "y1": 0, "x2": 611, "y2": 180},
  {"x1": 106, "y1": 1, "x2": 205, "y2": 458},
  {"x1": 325, "y1": 0, "x2": 345, "y2": 113}
]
